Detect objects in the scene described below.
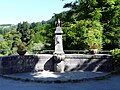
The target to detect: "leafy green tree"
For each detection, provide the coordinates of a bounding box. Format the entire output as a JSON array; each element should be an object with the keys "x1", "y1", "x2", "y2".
[
  {"x1": 4, "y1": 29, "x2": 22, "y2": 54},
  {"x1": 30, "y1": 22, "x2": 42, "y2": 29},
  {"x1": 17, "y1": 22, "x2": 32, "y2": 45},
  {"x1": 100, "y1": 0, "x2": 120, "y2": 49},
  {"x1": 62, "y1": 20, "x2": 103, "y2": 50},
  {"x1": 0, "y1": 40, "x2": 10, "y2": 55},
  {"x1": 60, "y1": 0, "x2": 120, "y2": 50},
  {"x1": 56, "y1": 0, "x2": 102, "y2": 50},
  {"x1": 32, "y1": 24, "x2": 53, "y2": 50}
]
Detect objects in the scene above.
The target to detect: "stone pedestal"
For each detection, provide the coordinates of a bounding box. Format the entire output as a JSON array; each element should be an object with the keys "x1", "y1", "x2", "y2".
[
  {"x1": 53, "y1": 19, "x2": 65, "y2": 73},
  {"x1": 54, "y1": 27, "x2": 64, "y2": 54}
]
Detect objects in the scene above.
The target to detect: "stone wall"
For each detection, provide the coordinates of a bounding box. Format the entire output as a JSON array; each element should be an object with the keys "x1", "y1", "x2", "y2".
[
  {"x1": 64, "y1": 54, "x2": 112, "y2": 72},
  {"x1": 0, "y1": 54, "x2": 112, "y2": 75},
  {"x1": 0, "y1": 55, "x2": 39, "y2": 74}
]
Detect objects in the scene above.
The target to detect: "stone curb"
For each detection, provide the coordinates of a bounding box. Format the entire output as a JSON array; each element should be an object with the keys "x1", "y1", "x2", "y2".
[{"x1": 0, "y1": 73, "x2": 112, "y2": 84}]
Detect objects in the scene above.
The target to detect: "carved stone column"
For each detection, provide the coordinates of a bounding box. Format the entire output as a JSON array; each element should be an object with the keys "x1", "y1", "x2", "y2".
[{"x1": 53, "y1": 19, "x2": 65, "y2": 73}]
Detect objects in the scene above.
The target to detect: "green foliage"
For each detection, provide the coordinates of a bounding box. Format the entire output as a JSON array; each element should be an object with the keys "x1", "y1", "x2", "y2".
[
  {"x1": 62, "y1": 19, "x2": 103, "y2": 50},
  {"x1": 17, "y1": 22, "x2": 31, "y2": 44},
  {"x1": 80, "y1": 20, "x2": 103, "y2": 49},
  {"x1": 0, "y1": 41, "x2": 10, "y2": 55},
  {"x1": 110, "y1": 48, "x2": 120, "y2": 69},
  {"x1": 61, "y1": 0, "x2": 120, "y2": 50},
  {"x1": 4, "y1": 29, "x2": 22, "y2": 50},
  {"x1": 0, "y1": 24, "x2": 16, "y2": 35},
  {"x1": 16, "y1": 21, "x2": 49, "y2": 51},
  {"x1": 111, "y1": 48, "x2": 120, "y2": 58},
  {"x1": 1, "y1": 29, "x2": 22, "y2": 55},
  {"x1": 99, "y1": 0, "x2": 120, "y2": 49},
  {"x1": 32, "y1": 24, "x2": 51, "y2": 49},
  {"x1": 0, "y1": 21, "x2": 52, "y2": 55},
  {"x1": 111, "y1": 48, "x2": 120, "y2": 53},
  {"x1": 32, "y1": 43, "x2": 44, "y2": 51}
]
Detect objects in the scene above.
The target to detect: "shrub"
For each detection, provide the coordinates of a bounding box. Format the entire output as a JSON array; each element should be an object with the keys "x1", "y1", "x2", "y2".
[{"x1": 110, "y1": 48, "x2": 120, "y2": 71}]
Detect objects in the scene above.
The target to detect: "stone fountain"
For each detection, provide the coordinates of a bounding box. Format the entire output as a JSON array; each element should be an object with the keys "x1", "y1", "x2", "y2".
[
  {"x1": 0, "y1": 19, "x2": 113, "y2": 75},
  {"x1": 0, "y1": 19, "x2": 114, "y2": 84}
]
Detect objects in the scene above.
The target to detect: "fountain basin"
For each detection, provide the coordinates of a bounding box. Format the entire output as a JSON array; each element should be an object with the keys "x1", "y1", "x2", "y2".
[{"x1": 0, "y1": 54, "x2": 112, "y2": 75}]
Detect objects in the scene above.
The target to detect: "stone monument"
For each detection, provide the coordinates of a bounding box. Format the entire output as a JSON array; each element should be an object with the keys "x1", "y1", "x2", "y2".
[{"x1": 53, "y1": 19, "x2": 65, "y2": 73}]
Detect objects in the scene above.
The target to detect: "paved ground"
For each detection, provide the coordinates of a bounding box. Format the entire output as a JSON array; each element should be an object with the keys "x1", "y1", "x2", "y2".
[
  {"x1": 7, "y1": 71, "x2": 108, "y2": 82},
  {"x1": 0, "y1": 71, "x2": 120, "y2": 90},
  {"x1": 0, "y1": 75, "x2": 120, "y2": 90}
]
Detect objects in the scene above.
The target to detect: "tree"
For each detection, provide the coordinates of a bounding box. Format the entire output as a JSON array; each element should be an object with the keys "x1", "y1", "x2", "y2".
[
  {"x1": 3, "y1": 29, "x2": 22, "y2": 54},
  {"x1": 60, "y1": 0, "x2": 120, "y2": 50},
  {"x1": 62, "y1": 19, "x2": 103, "y2": 50},
  {"x1": 17, "y1": 22, "x2": 32, "y2": 46},
  {"x1": 0, "y1": 41, "x2": 10, "y2": 55},
  {"x1": 100, "y1": 0, "x2": 120, "y2": 49}
]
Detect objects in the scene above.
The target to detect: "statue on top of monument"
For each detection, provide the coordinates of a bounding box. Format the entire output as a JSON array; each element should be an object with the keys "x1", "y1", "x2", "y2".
[{"x1": 55, "y1": 19, "x2": 61, "y2": 27}]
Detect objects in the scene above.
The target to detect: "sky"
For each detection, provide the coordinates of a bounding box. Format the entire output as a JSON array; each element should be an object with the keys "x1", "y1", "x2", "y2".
[{"x1": 0, "y1": 0, "x2": 74, "y2": 24}]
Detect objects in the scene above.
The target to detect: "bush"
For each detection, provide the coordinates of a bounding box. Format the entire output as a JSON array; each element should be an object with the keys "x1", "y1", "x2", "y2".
[{"x1": 110, "y1": 48, "x2": 120, "y2": 71}]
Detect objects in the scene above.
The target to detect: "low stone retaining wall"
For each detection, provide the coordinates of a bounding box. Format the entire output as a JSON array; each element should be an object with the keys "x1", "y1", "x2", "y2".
[
  {"x1": 0, "y1": 55, "x2": 38, "y2": 74},
  {"x1": 65, "y1": 54, "x2": 112, "y2": 72},
  {"x1": 0, "y1": 54, "x2": 112, "y2": 74}
]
